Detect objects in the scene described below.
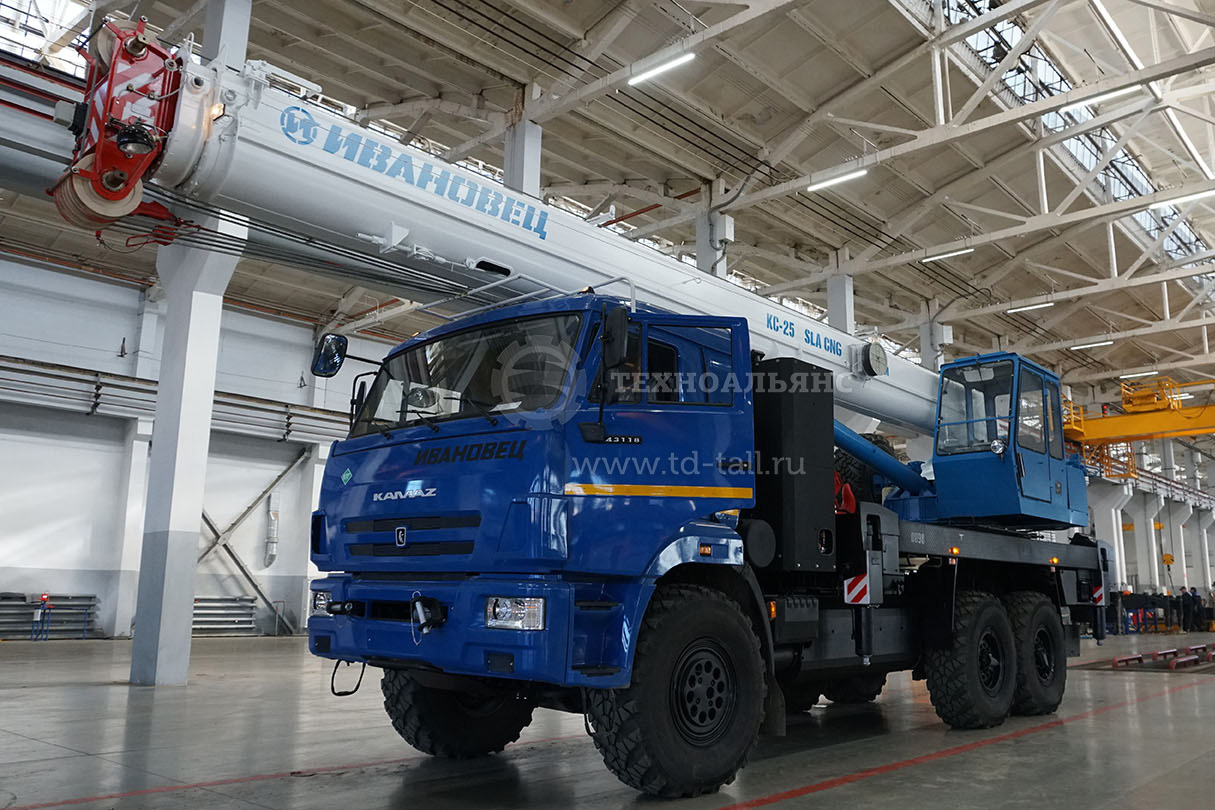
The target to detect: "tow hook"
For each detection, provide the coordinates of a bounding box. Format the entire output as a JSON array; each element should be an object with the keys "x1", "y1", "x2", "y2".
[
  {"x1": 331, "y1": 660, "x2": 365, "y2": 697},
  {"x1": 411, "y1": 596, "x2": 447, "y2": 635}
]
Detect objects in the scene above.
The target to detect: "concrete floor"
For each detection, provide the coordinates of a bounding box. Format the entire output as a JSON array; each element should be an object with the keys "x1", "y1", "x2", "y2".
[{"x1": 2, "y1": 633, "x2": 1214, "y2": 810}]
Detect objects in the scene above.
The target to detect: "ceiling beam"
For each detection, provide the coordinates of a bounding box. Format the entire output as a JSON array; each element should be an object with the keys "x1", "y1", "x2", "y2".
[
  {"x1": 1064, "y1": 352, "x2": 1215, "y2": 382},
  {"x1": 761, "y1": 176, "x2": 1215, "y2": 296},
  {"x1": 442, "y1": 0, "x2": 800, "y2": 162},
  {"x1": 361, "y1": 95, "x2": 504, "y2": 124},
  {"x1": 543, "y1": 182, "x2": 697, "y2": 211},
  {"x1": 628, "y1": 45, "x2": 1215, "y2": 238},
  {"x1": 1123, "y1": 0, "x2": 1215, "y2": 28},
  {"x1": 1021, "y1": 313, "x2": 1215, "y2": 355}
]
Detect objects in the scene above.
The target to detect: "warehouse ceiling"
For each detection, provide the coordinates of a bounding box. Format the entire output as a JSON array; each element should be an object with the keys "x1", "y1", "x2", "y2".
[{"x1": 3, "y1": 0, "x2": 1215, "y2": 405}]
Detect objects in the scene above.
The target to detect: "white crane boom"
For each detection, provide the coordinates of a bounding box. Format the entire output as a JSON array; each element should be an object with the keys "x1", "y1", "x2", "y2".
[{"x1": 12, "y1": 27, "x2": 939, "y2": 433}]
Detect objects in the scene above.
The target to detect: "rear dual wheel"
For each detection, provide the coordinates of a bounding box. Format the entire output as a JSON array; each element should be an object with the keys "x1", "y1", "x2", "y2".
[
  {"x1": 925, "y1": 591, "x2": 1017, "y2": 729},
  {"x1": 1004, "y1": 591, "x2": 1067, "y2": 716},
  {"x1": 926, "y1": 590, "x2": 1066, "y2": 729}
]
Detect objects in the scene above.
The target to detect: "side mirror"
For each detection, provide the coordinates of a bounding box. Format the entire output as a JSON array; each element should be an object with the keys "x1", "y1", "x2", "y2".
[
  {"x1": 601, "y1": 306, "x2": 629, "y2": 369},
  {"x1": 311, "y1": 333, "x2": 348, "y2": 378}
]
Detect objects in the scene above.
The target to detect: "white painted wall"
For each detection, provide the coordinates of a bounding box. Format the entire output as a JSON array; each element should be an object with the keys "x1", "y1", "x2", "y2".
[
  {"x1": 0, "y1": 403, "x2": 127, "y2": 611},
  {"x1": 0, "y1": 257, "x2": 392, "y2": 636}
]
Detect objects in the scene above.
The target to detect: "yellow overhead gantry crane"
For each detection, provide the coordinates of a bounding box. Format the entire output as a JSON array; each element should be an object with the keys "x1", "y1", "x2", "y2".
[{"x1": 1064, "y1": 377, "x2": 1215, "y2": 478}]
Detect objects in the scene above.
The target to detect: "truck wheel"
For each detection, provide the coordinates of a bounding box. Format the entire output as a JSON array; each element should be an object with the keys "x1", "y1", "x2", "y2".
[
  {"x1": 925, "y1": 591, "x2": 1016, "y2": 729},
  {"x1": 380, "y1": 670, "x2": 534, "y2": 758},
  {"x1": 823, "y1": 673, "x2": 887, "y2": 704},
  {"x1": 586, "y1": 584, "x2": 766, "y2": 798},
  {"x1": 1004, "y1": 592, "x2": 1066, "y2": 716}
]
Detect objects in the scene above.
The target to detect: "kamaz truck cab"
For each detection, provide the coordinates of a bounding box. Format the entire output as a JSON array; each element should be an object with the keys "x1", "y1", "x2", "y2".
[{"x1": 307, "y1": 293, "x2": 1106, "y2": 800}]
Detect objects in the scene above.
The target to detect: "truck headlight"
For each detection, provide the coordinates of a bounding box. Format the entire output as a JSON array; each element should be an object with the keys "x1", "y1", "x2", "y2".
[
  {"x1": 311, "y1": 591, "x2": 332, "y2": 617},
  {"x1": 485, "y1": 597, "x2": 545, "y2": 630}
]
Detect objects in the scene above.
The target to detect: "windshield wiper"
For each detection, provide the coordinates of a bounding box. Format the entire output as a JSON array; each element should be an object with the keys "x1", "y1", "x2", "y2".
[
  {"x1": 448, "y1": 395, "x2": 499, "y2": 426},
  {"x1": 410, "y1": 410, "x2": 440, "y2": 432}
]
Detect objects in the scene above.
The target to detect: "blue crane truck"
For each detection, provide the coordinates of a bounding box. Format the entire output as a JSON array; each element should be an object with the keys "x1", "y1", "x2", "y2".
[{"x1": 306, "y1": 292, "x2": 1107, "y2": 798}]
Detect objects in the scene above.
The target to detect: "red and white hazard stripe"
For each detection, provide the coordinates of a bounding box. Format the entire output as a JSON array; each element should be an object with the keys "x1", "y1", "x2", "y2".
[
  {"x1": 844, "y1": 573, "x2": 870, "y2": 605},
  {"x1": 1093, "y1": 585, "x2": 1105, "y2": 606}
]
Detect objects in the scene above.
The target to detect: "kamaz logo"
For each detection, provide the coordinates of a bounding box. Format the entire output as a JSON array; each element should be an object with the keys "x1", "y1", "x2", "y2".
[
  {"x1": 279, "y1": 106, "x2": 548, "y2": 240},
  {"x1": 372, "y1": 488, "x2": 437, "y2": 501}
]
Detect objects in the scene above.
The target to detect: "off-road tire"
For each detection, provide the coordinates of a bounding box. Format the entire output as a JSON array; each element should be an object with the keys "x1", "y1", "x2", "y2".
[
  {"x1": 586, "y1": 584, "x2": 766, "y2": 798},
  {"x1": 823, "y1": 673, "x2": 887, "y2": 704},
  {"x1": 381, "y1": 669, "x2": 534, "y2": 758},
  {"x1": 925, "y1": 591, "x2": 1017, "y2": 729},
  {"x1": 1004, "y1": 591, "x2": 1067, "y2": 716},
  {"x1": 834, "y1": 433, "x2": 897, "y2": 502}
]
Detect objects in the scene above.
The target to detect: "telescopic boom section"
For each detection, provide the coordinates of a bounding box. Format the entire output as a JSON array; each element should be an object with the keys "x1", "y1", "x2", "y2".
[
  {"x1": 51, "y1": 18, "x2": 180, "y2": 227},
  {"x1": 832, "y1": 420, "x2": 932, "y2": 494},
  {"x1": 37, "y1": 30, "x2": 940, "y2": 433}
]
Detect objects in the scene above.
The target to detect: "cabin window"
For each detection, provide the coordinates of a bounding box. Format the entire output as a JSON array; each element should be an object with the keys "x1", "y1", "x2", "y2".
[
  {"x1": 936, "y1": 360, "x2": 1013, "y2": 455},
  {"x1": 1017, "y1": 369, "x2": 1046, "y2": 454}
]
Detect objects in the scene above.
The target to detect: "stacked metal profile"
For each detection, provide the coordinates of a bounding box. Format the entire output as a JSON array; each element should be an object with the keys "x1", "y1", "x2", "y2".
[
  {"x1": 191, "y1": 596, "x2": 258, "y2": 636},
  {"x1": 0, "y1": 594, "x2": 101, "y2": 639}
]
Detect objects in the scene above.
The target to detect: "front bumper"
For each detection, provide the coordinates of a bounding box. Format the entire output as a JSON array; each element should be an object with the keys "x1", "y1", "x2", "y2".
[{"x1": 308, "y1": 575, "x2": 652, "y2": 689}]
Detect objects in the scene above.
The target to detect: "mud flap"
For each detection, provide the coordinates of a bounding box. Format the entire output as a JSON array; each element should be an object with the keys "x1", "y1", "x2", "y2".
[
  {"x1": 1064, "y1": 623, "x2": 1081, "y2": 657},
  {"x1": 761, "y1": 674, "x2": 786, "y2": 736}
]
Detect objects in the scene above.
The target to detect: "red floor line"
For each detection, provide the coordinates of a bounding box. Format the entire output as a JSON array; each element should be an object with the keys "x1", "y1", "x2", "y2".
[
  {"x1": 12, "y1": 675, "x2": 1215, "y2": 810},
  {"x1": 5, "y1": 733, "x2": 586, "y2": 810},
  {"x1": 714, "y1": 675, "x2": 1215, "y2": 810}
]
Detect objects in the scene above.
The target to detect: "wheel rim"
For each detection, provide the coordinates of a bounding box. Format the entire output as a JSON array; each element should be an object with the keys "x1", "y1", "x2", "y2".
[
  {"x1": 670, "y1": 638, "x2": 737, "y2": 746},
  {"x1": 1032, "y1": 627, "x2": 1057, "y2": 684},
  {"x1": 977, "y1": 628, "x2": 1006, "y2": 697}
]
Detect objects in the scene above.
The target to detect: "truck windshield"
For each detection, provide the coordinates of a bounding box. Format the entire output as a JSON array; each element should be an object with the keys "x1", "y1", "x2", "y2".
[
  {"x1": 351, "y1": 313, "x2": 583, "y2": 437},
  {"x1": 936, "y1": 360, "x2": 1013, "y2": 455}
]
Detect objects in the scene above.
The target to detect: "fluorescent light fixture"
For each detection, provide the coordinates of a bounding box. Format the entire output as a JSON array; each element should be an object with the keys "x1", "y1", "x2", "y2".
[
  {"x1": 1175, "y1": 393, "x2": 1195, "y2": 400},
  {"x1": 1148, "y1": 188, "x2": 1215, "y2": 210},
  {"x1": 922, "y1": 247, "x2": 975, "y2": 263},
  {"x1": 627, "y1": 52, "x2": 695, "y2": 85},
  {"x1": 1060, "y1": 84, "x2": 1142, "y2": 114},
  {"x1": 806, "y1": 168, "x2": 868, "y2": 193},
  {"x1": 1007, "y1": 301, "x2": 1055, "y2": 313},
  {"x1": 1070, "y1": 339, "x2": 1115, "y2": 350},
  {"x1": 1119, "y1": 370, "x2": 1158, "y2": 379}
]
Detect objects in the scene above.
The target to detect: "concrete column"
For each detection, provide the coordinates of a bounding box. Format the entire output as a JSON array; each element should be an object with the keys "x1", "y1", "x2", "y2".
[
  {"x1": 503, "y1": 88, "x2": 542, "y2": 198},
  {"x1": 1163, "y1": 499, "x2": 1193, "y2": 589},
  {"x1": 202, "y1": 0, "x2": 251, "y2": 66},
  {"x1": 130, "y1": 213, "x2": 245, "y2": 686},
  {"x1": 106, "y1": 417, "x2": 153, "y2": 638},
  {"x1": 695, "y1": 178, "x2": 731, "y2": 277},
  {"x1": 1196, "y1": 509, "x2": 1214, "y2": 593},
  {"x1": 918, "y1": 300, "x2": 953, "y2": 372},
  {"x1": 1161, "y1": 441, "x2": 1193, "y2": 588},
  {"x1": 1129, "y1": 492, "x2": 1165, "y2": 590},
  {"x1": 826, "y1": 273, "x2": 856, "y2": 334},
  {"x1": 1088, "y1": 480, "x2": 1133, "y2": 587}
]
